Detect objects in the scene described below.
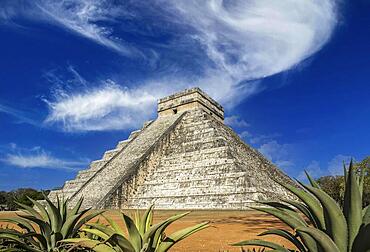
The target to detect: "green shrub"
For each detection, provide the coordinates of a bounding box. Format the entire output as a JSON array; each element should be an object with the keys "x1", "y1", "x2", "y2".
[
  {"x1": 233, "y1": 161, "x2": 370, "y2": 252},
  {"x1": 0, "y1": 195, "x2": 102, "y2": 251},
  {"x1": 63, "y1": 205, "x2": 209, "y2": 252}
]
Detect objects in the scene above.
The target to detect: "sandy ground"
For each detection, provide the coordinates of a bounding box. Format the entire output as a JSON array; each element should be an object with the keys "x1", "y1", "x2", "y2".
[{"x1": 0, "y1": 210, "x2": 293, "y2": 251}]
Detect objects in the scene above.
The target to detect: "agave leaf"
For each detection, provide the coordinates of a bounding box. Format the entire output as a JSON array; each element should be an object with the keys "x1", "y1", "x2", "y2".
[
  {"x1": 258, "y1": 229, "x2": 307, "y2": 252},
  {"x1": 81, "y1": 228, "x2": 110, "y2": 240},
  {"x1": 343, "y1": 160, "x2": 363, "y2": 250},
  {"x1": 305, "y1": 171, "x2": 321, "y2": 189},
  {"x1": 363, "y1": 206, "x2": 370, "y2": 225},
  {"x1": 157, "y1": 222, "x2": 209, "y2": 252},
  {"x1": 251, "y1": 207, "x2": 306, "y2": 229},
  {"x1": 63, "y1": 238, "x2": 116, "y2": 252},
  {"x1": 0, "y1": 233, "x2": 44, "y2": 252},
  {"x1": 15, "y1": 201, "x2": 43, "y2": 220},
  {"x1": 21, "y1": 232, "x2": 48, "y2": 250},
  {"x1": 123, "y1": 213, "x2": 142, "y2": 252},
  {"x1": 103, "y1": 214, "x2": 125, "y2": 236},
  {"x1": 60, "y1": 211, "x2": 86, "y2": 238},
  {"x1": 72, "y1": 210, "x2": 104, "y2": 236},
  {"x1": 144, "y1": 211, "x2": 189, "y2": 249},
  {"x1": 87, "y1": 223, "x2": 116, "y2": 237},
  {"x1": 139, "y1": 205, "x2": 154, "y2": 235},
  {"x1": 232, "y1": 239, "x2": 290, "y2": 251},
  {"x1": 105, "y1": 233, "x2": 135, "y2": 252},
  {"x1": 303, "y1": 185, "x2": 348, "y2": 252},
  {"x1": 276, "y1": 180, "x2": 325, "y2": 230},
  {"x1": 27, "y1": 197, "x2": 48, "y2": 221},
  {"x1": 87, "y1": 222, "x2": 116, "y2": 237},
  {"x1": 43, "y1": 195, "x2": 62, "y2": 232},
  {"x1": 343, "y1": 163, "x2": 348, "y2": 184},
  {"x1": 281, "y1": 199, "x2": 319, "y2": 228},
  {"x1": 351, "y1": 223, "x2": 370, "y2": 252},
  {"x1": 0, "y1": 217, "x2": 35, "y2": 232},
  {"x1": 134, "y1": 210, "x2": 140, "y2": 230},
  {"x1": 257, "y1": 201, "x2": 309, "y2": 227},
  {"x1": 60, "y1": 196, "x2": 68, "y2": 223},
  {"x1": 251, "y1": 207, "x2": 317, "y2": 251},
  {"x1": 17, "y1": 214, "x2": 52, "y2": 237},
  {"x1": 69, "y1": 197, "x2": 83, "y2": 216},
  {"x1": 297, "y1": 227, "x2": 340, "y2": 252}
]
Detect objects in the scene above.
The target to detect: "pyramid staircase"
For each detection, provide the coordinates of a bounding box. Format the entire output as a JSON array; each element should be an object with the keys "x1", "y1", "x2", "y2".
[{"x1": 48, "y1": 120, "x2": 153, "y2": 203}]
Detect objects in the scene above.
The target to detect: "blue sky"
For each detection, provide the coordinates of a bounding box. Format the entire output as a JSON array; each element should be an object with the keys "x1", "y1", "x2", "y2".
[{"x1": 0, "y1": 0, "x2": 369, "y2": 191}]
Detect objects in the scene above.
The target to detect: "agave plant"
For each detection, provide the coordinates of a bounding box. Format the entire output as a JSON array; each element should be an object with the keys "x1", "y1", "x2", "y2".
[
  {"x1": 63, "y1": 205, "x2": 209, "y2": 252},
  {"x1": 233, "y1": 161, "x2": 370, "y2": 252},
  {"x1": 0, "y1": 195, "x2": 102, "y2": 251}
]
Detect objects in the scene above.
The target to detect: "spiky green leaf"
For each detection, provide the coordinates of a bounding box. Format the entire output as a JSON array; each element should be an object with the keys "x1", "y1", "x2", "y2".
[
  {"x1": 343, "y1": 160, "x2": 363, "y2": 250},
  {"x1": 297, "y1": 227, "x2": 340, "y2": 252},
  {"x1": 258, "y1": 229, "x2": 307, "y2": 252},
  {"x1": 303, "y1": 185, "x2": 348, "y2": 252},
  {"x1": 232, "y1": 239, "x2": 290, "y2": 251}
]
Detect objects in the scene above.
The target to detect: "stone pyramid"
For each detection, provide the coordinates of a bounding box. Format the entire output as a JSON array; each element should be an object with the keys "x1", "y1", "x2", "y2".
[{"x1": 48, "y1": 88, "x2": 296, "y2": 209}]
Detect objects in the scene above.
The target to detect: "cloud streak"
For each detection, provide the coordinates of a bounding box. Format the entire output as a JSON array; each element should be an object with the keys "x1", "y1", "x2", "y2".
[
  {"x1": 2, "y1": 146, "x2": 88, "y2": 170},
  {"x1": 0, "y1": 103, "x2": 40, "y2": 126},
  {"x1": 45, "y1": 81, "x2": 158, "y2": 131},
  {"x1": 298, "y1": 154, "x2": 352, "y2": 180},
  {"x1": 2, "y1": 0, "x2": 339, "y2": 131}
]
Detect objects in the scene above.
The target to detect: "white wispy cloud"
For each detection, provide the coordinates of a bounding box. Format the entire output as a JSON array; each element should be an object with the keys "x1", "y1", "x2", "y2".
[
  {"x1": 2, "y1": 1, "x2": 339, "y2": 131},
  {"x1": 249, "y1": 133, "x2": 282, "y2": 144},
  {"x1": 1, "y1": 146, "x2": 88, "y2": 170},
  {"x1": 258, "y1": 140, "x2": 295, "y2": 171},
  {"x1": 0, "y1": 103, "x2": 40, "y2": 126},
  {"x1": 224, "y1": 115, "x2": 249, "y2": 128},
  {"x1": 298, "y1": 154, "x2": 352, "y2": 180},
  {"x1": 45, "y1": 80, "x2": 158, "y2": 131},
  {"x1": 168, "y1": 0, "x2": 338, "y2": 79},
  {"x1": 327, "y1": 154, "x2": 352, "y2": 176}
]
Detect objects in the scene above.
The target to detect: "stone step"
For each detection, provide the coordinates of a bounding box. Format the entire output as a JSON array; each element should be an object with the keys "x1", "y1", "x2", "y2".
[
  {"x1": 182, "y1": 118, "x2": 214, "y2": 127},
  {"x1": 128, "y1": 129, "x2": 141, "y2": 140},
  {"x1": 76, "y1": 160, "x2": 106, "y2": 179},
  {"x1": 151, "y1": 163, "x2": 238, "y2": 175},
  {"x1": 63, "y1": 179, "x2": 86, "y2": 190},
  {"x1": 103, "y1": 149, "x2": 119, "y2": 160},
  {"x1": 143, "y1": 172, "x2": 246, "y2": 186},
  {"x1": 130, "y1": 191, "x2": 257, "y2": 200},
  {"x1": 116, "y1": 139, "x2": 130, "y2": 150},
  {"x1": 143, "y1": 120, "x2": 153, "y2": 128},
  {"x1": 89, "y1": 160, "x2": 106, "y2": 171},
  {"x1": 160, "y1": 147, "x2": 230, "y2": 163}
]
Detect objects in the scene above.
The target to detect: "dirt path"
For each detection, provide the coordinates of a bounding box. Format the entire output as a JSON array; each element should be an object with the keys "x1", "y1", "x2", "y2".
[{"x1": 0, "y1": 210, "x2": 293, "y2": 251}]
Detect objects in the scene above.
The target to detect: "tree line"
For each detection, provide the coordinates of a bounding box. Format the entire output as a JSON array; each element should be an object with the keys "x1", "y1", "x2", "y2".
[{"x1": 0, "y1": 188, "x2": 49, "y2": 210}]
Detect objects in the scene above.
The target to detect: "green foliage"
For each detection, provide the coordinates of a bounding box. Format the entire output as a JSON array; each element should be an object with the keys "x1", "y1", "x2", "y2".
[
  {"x1": 0, "y1": 188, "x2": 49, "y2": 211},
  {"x1": 317, "y1": 176, "x2": 344, "y2": 207},
  {"x1": 0, "y1": 195, "x2": 102, "y2": 251},
  {"x1": 317, "y1": 156, "x2": 370, "y2": 208},
  {"x1": 233, "y1": 160, "x2": 370, "y2": 252},
  {"x1": 63, "y1": 205, "x2": 209, "y2": 252}
]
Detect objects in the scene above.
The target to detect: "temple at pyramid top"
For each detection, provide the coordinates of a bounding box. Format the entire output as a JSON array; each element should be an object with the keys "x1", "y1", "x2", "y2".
[{"x1": 158, "y1": 87, "x2": 224, "y2": 122}]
